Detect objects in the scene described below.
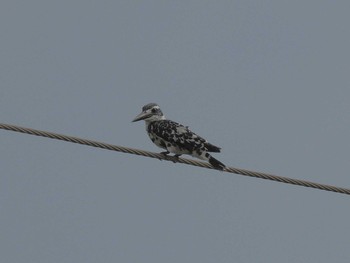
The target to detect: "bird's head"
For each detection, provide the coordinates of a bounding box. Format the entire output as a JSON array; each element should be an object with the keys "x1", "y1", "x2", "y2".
[{"x1": 132, "y1": 103, "x2": 166, "y2": 123}]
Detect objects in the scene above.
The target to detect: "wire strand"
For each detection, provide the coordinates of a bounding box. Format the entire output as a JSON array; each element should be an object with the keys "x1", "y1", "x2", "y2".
[{"x1": 1, "y1": 123, "x2": 349, "y2": 196}]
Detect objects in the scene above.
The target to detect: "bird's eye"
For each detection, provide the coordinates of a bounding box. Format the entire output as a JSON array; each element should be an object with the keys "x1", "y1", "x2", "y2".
[{"x1": 151, "y1": 108, "x2": 156, "y2": 113}]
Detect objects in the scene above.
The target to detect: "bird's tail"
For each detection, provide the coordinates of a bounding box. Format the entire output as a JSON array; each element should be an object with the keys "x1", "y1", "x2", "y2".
[
  {"x1": 208, "y1": 155, "x2": 225, "y2": 170},
  {"x1": 205, "y1": 143, "x2": 221, "y2": 152}
]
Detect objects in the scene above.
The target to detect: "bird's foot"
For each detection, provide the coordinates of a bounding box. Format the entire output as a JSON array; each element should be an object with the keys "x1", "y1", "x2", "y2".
[
  {"x1": 170, "y1": 154, "x2": 181, "y2": 163},
  {"x1": 158, "y1": 151, "x2": 170, "y2": 161},
  {"x1": 159, "y1": 152, "x2": 181, "y2": 163}
]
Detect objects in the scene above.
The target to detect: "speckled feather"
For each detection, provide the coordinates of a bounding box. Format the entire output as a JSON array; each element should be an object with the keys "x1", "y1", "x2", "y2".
[{"x1": 147, "y1": 120, "x2": 221, "y2": 154}]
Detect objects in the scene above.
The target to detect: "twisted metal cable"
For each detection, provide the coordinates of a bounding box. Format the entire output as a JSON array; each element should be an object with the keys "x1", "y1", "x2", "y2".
[{"x1": 1, "y1": 123, "x2": 350, "y2": 196}]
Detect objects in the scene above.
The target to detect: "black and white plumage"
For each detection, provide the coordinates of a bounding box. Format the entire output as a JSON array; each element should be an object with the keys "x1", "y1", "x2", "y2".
[{"x1": 132, "y1": 103, "x2": 225, "y2": 169}]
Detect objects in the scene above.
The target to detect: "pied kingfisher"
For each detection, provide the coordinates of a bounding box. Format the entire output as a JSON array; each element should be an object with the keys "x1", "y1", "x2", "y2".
[{"x1": 132, "y1": 103, "x2": 225, "y2": 169}]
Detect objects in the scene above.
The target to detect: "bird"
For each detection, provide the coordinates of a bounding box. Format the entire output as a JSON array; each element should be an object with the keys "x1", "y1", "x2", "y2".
[{"x1": 132, "y1": 103, "x2": 225, "y2": 169}]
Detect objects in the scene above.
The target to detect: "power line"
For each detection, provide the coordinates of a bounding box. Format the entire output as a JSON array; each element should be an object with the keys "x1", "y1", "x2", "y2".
[{"x1": 1, "y1": 122, "x2": 349, "y2": 196}]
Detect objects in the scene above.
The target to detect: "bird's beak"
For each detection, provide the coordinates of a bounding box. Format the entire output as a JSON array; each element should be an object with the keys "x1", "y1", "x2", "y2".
[{"x1": 132, "y1": 111, "x2": 150, "y2": 122}]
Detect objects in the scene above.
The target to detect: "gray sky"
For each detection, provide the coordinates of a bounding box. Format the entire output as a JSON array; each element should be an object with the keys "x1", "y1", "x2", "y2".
[{"x1": 1, "y1": 1, "x2": 350, "y2": 262}]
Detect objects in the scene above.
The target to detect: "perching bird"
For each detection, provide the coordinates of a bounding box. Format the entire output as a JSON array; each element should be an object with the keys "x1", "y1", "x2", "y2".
[{"x1": 132, "y1": 103, "x2": 225, "y2": 169}]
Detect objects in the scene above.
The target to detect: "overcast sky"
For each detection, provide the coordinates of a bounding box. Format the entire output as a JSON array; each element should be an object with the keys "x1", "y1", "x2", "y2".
[{"x1": 1, "y1": 1, "x2": 350, "y2": 262}]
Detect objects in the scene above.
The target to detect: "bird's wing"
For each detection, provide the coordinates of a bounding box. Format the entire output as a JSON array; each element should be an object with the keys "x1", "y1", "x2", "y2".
[{"x1": 152, "y1": 120, "x2": 220, "y2": 152}]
